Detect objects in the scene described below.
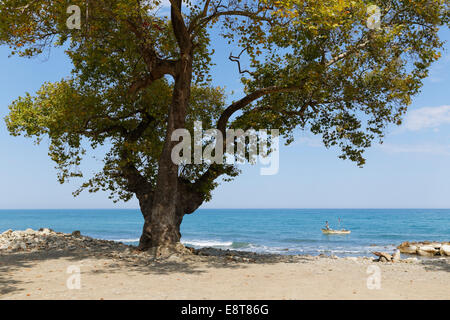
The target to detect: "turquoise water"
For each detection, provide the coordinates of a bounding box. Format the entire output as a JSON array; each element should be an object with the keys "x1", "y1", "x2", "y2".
[{"x1": 0, "y1": 209, "x2": 448, "y2": 257}]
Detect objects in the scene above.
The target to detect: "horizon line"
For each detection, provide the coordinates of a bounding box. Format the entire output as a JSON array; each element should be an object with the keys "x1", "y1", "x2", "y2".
[{"x1": 1, "y1": 207, "x2": 450, "y2": 210}]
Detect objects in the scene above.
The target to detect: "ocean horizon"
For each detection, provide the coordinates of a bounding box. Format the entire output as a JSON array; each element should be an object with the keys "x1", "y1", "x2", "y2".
[{"x1": 0, "y1": 208, "x2": 448, "y2": 257}]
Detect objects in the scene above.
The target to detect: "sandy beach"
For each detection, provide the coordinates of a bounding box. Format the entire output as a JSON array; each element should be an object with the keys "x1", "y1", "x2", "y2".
[{"x1": 1, "y1": 229, "x2": 449, "y2": 300}]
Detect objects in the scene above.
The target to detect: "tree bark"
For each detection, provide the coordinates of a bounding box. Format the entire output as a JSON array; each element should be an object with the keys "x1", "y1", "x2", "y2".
[
  {"x1": 137, "y1": 39, "x2": 194, "y2": 256},
  {"x1": 132, "y1": 0, "x2": 198, "y2": 257},
  {"x1": 137, "y1": 181, "x2": 205, "y2": 255}
]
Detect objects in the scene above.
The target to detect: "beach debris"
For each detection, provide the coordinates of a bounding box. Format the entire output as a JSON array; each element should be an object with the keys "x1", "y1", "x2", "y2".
[
  {"x1": 372, "y1": 251, "x2": 393, "y2": 262},
  {"x1": 397, "y1": 241, "x2": 450, "y2": 257},
  {"x1": 71, "y1": 230, "x2": 81, "y2": 237}
]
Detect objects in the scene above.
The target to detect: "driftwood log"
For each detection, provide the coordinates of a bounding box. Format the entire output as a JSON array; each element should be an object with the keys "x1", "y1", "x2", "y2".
[{"x1": 372, "y1": 251, "x2": 393, "y2": 262}]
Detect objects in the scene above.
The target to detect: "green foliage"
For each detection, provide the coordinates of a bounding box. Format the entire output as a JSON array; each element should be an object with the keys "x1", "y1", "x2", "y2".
[{"x1": 2, "y1": 0, "x2": 449, "y2": 201}]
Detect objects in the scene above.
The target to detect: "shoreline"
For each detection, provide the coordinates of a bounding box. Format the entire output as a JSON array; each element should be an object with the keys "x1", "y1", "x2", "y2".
[{"x1": 1, "y1": 229, "x2": 449, "y2": 299}]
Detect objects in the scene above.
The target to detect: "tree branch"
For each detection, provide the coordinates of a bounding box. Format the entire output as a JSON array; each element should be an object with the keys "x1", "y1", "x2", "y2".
[
  {"x1": 169, "y1": 0, "x2": 191, "y2": 51},
  {"x1": 217, "y1": 85, "x2": 305, "y2": 136}
]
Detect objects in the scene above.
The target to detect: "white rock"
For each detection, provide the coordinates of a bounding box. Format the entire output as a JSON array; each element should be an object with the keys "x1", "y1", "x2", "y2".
[
  {"x1": 40, "y1": 228, "x2": 51, "y2": 235},
  {"x1": 392, "y1": 249, "x2": 401, "y2": 261},
  {"x1": 400, "y1": 245, "x2": 417, "y2": 254},
  {"x1": 440, "y1": 245, "x2": 450, "y2": 256},
  {"x1": 430, "y1": 242, "x2": 442, "y2": 249},
  {"x1": 2, "y1": 229, "x2": 13, "y2": 236},
  {"x1": 417, "y1": 246, "x2": 438, "y2": 256}
]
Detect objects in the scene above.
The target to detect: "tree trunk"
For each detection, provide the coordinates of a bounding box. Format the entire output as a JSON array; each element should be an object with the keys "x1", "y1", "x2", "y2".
[
  {"x1": 138, "y1": 202, "x2": 185, "y2": 257},
  {"x1": 137, "y1": 49, "x2": 193, "y2": 257},
  {"x1": 137, "y1": 183, "x2": 204, "y2": 256}
]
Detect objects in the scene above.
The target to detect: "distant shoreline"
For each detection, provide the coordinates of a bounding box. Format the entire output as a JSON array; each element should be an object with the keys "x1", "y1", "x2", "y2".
[{"x1": 2, "y1": 208, "x2": 450, "y2": 210}]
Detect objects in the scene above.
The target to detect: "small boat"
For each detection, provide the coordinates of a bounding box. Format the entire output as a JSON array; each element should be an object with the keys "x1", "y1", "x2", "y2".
[{"x1": 321, "y1": 229, "x2": 351, "y2": 235}]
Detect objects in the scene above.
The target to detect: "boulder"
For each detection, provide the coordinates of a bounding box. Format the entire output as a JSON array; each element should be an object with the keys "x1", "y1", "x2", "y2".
[
  {"x1": 71, "y1": 230, "x2": 81, "y2": 237},
  {"x1": 392, "y1": 249, "x2": 401, "y2": 262},
  {"x1": 417, "y1": 245, "x2": 438, "y2": 256},
  {"x1": 440, "y1": 245, "x2": 450, "y2": 256},
  {"x1": 398, "y1": 242, "x2": 418, "y2": 254},
  {"x1": 401, "y1": 245, "x2": 417, "y2": 254},
  {"x1": 430, "y1": 242, "x2": 442, "y2": 249}
]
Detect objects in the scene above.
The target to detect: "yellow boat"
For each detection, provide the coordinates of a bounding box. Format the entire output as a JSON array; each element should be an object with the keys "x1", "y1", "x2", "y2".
[{"x1": 321, "y1": 229, "x2": 351, "y2": 235}]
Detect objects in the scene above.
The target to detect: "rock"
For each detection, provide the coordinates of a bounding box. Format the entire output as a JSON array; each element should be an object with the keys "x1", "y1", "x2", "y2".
[
  {"x1": 40, "y1": 228, "x2": 52, "y2": 235},
  {"x1": 392, "y1": 249, "x2": 401, "y2": 262},
  {"x1": 10, "y1": 242, "x2": 26, "y2": 251},
  {"x1": 372, "y1": 251, "x2": 392, "y2": 262},
  {"x1": 440, "y1": 245, "x2": 450, "y2": 256},
  {"x1": 71, "y1": 230, "x2": 81, "y2": 237},
  {"x1": 430, "y1": 242, "x2": 442, "y2": 249},
  {"x1": 417, "y1": 246, "x2": 438, "y2": 256},
  {"x1": 398, "y1": 241, "x2": 450, "y2": 257},
  {"x1": 398, "y1": 242, "x2": 418, "y2": 254},
  {"x1": 2, "y1": 229, "x2": 13, "y2": 235},
  {"x1": 401, "y1": 245, "x2": 417, "y2": 254}
]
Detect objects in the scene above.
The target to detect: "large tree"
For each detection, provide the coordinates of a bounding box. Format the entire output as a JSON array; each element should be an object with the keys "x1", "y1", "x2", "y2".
[{"x1": 1, "y1": 0, "x2": 448, "y2": 256}]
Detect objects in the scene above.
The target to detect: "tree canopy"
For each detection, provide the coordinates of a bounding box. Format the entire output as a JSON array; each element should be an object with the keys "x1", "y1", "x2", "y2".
[{"x1": 1, "y1": 0, "x2": 449, "y2": 250}]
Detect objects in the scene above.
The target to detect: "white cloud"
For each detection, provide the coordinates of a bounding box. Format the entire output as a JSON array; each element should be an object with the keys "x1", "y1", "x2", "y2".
[{"x1": 403, "y1": 105, "x2": 450, "y2": 131}]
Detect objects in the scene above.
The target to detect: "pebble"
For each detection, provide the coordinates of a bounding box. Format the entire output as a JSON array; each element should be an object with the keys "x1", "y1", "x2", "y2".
[
  {"x1": 0, "y1": 228, "x2": 132, "y2": 257},
  {"x1": 2, "y1": 229, "x2": 446, "y2": 267}
]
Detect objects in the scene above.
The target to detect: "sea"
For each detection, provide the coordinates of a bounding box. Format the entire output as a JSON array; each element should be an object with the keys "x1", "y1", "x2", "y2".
[{"x1": 0, "y1": 209, "x2": 448, "y2": 257}]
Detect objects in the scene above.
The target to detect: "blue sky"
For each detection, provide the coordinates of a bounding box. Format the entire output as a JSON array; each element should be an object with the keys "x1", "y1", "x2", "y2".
[{"x1": 0, "y1": 22, "x2": 449, "y2": 209}]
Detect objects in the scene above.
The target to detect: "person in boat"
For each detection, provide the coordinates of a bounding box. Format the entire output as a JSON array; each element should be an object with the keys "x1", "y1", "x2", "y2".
[{"x1": 325, "y1": 221, "x2": 330, "y2": 230}]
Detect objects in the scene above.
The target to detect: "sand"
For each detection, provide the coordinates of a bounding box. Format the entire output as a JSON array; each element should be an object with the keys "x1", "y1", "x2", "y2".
[{"x1": 1, "y1": 249, "x2": 449, "y2": 300}]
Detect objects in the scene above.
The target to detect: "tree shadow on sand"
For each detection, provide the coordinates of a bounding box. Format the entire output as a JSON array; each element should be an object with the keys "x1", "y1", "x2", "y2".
[
  {"x1": 420, "y1": 258, "x2": 450, "y2": 273},
  {"x1": 0, "y1": 247, "x2": 315, "y2": 297}
]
